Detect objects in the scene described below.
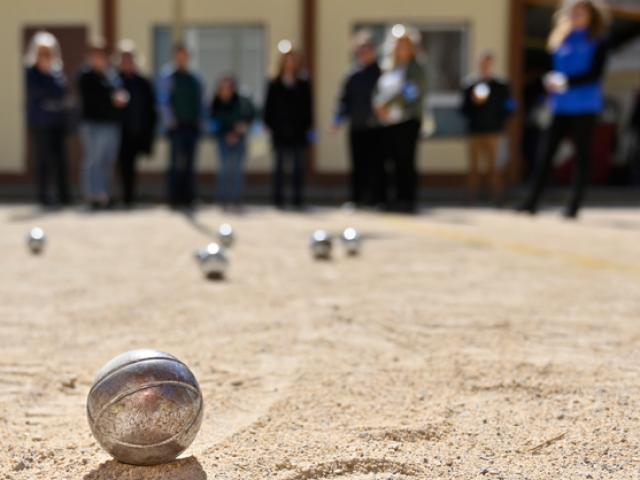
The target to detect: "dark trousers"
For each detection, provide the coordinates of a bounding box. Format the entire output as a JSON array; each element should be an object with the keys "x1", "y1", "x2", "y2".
[
  {"x1": 384, "y1": 120, "x2": 421, "y2": 211},
  {"x1": 273, "y1": 146, "x2": 305, "y2": 207},
  {"x1": 119, "y1": 133, "x2": 141, "y2": 206},
  {"x1": 349, "y1": 128, "x2": 386, "y2": 206},
  {"x1": 32, "y1": 127, "x2": 70, "y2": 206},
  {"x1": 168, "y1": 125, "x2": 199, "y2": 207},
  {"x1": 522, "y1": 114, "x2": 596, "y2": 217}
]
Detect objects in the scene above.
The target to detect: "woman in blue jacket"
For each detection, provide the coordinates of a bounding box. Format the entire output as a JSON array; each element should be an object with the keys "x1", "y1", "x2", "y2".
[
  {"x1": 520, "y1": 0, "x2": 610, "y2": 219},
  {"x1": 25, "y1": 32, "x2": 70, "y2": 207}
]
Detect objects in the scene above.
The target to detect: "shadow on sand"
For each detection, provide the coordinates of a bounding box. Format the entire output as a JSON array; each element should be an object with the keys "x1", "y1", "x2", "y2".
[{"x1": 84, "y1": 456, "x2": 206, "y2": 480}]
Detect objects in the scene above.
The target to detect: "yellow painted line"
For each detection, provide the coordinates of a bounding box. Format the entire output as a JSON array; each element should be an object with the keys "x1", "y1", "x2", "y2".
[{"x1": 382, "y1": 214, "x2": 640, "y2": 276}]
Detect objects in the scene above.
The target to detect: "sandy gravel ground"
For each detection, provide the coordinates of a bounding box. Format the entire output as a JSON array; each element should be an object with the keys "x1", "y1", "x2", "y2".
[{"x1": 0, "y1": 205, "x2": 639, "y2": 480}]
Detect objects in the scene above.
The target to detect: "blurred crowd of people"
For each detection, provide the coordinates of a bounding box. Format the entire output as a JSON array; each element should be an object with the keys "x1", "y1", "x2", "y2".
[
  {"x1": 25, "y1": 0, "x2": 640, "y2": 218},
  {"x1": 26, "y1": 27, "x2": 427, "y2": 213}
]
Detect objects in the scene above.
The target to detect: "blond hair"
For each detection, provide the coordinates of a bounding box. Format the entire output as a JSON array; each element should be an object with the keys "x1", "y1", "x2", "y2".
[
  {"x1": 548, "y1": 0, "x2": 610, "y2": 52},
  {"x1": 24, "y1": 31, "x2": 63, "y2": 70},
  {"x1": 380, "y1": 26, "x2": 421, "y2": 70},
  {"x1": 276, "y1": 50, "x2": 305, "y2": 79}
]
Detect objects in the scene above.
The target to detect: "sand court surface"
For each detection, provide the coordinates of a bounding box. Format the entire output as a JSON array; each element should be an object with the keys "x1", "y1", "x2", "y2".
[{"x1": 1, "y1": 205, "x2": 639, "y2": 479}]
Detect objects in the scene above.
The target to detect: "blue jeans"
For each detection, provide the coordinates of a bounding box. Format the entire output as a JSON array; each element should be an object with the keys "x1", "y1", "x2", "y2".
[
  {"x1": 168, "y1": 125, "x2": 199, "y2": 207},
  {"x1": 216, "y1": 137, "x2": 247, "y2": 205},
  {"x1": 80, "y1": 122, "x2": 121, "y2": 201}
]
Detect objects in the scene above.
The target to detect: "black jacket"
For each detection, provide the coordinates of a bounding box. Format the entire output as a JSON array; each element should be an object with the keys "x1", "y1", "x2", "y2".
[
  {"x1": 632, "y1": 92, "x2": 640, "y2": 135},
  {"x1": 264, "y1": 77, "x2": 313, "y2": 147},
  {"x1": 120, "y1": 71, "x2": 157, "y2": 155},
  {"x1": 78, "y1": 67, "x2": 121, "y2": 123},
  {"x1": 461, "y1": 78, "x2": 513, "y2": 134},
  {"x1": 210, "y1": 94, "x2": 256, "y2": 138},
  {"x1": 26, "y1": 66, "x2": 68, "y2": 129},
  {"x1": 336, "y1": 62, "x2": 381, "y2": 131}
]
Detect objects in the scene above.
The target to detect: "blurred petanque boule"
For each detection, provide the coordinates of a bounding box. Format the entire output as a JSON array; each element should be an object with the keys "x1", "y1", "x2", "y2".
[
  {"x1": 27, "y1": 227, "x2": 46, "y2": 255},
  {"x1": 543, "y1": 71, "x2": 569, "y2": 93},
  {"x1": 195, "y1": 243, "x2": 229, "y2": 280},
  {"x1": 310, "y1": 230, "x2": 332, "y2": 260},
  {"x1": 218, "y1": 223, "x2": 235, "y2": 248},
  {"x1": 86, "y1": 349, "x2": 203, "y2": 466},
  {"x1": 341, "y1": 227, "x2": 361, "y2": 256},
  {"x1": 473, "y1": 82, "x2": 491, "y2": 102}
]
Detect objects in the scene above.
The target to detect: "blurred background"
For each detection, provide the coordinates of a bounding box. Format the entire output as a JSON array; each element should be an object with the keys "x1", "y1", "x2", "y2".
[{"x1": 2, "y1": 0, "x2": 639, "y2": 204}]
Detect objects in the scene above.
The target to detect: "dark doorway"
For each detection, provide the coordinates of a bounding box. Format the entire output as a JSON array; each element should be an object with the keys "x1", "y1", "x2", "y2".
[{"x1": 23, "y1": 26, "x2": 87, "y2": 191}]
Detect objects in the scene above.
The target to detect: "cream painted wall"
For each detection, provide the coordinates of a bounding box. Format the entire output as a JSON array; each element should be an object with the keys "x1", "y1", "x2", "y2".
[
  {"x1": 0, "y1": 0, "x2": 100, "y2": 173},
  {"x1": 118, "y1": 0, "x2": 301, "y2": 174},
  {"x1": 316, "y1": 0, "x2": 510, "y2": 174}
]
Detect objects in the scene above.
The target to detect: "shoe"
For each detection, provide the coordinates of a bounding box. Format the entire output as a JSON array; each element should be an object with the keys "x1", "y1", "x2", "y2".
[
  {"x1": 516, "y1": 202, "x2": 537, "y2": 215},
  {"x1": 564, "y1": 209, "x2": 579, "y2": 220}
]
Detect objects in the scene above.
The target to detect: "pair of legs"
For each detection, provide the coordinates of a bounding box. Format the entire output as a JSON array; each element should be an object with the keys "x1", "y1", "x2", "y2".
[
  {"x1": 273, "y1": 146, "x2": 306, "y2": 208},
  {"x1": 80, "y1": 122, "x2": 121, "y2": 206},
  {"x1": 348, "y1": 127, "x2": 386, "y2": 207},
  {"x1": 521, "y1": 114, "x2": 596, "y2": 218},
  {"x1": 168, "y1": 125, "x2": 199, "y2": 208},
  {"x1": 467, "y1": 133, "x2": 504, "y2": 203},
  {"x1": 217, "y1": 137, "x2": 247, "y2": 207},
  {"x1": 32, "y1": 127, "x2": 70, "y2": 206},
  {"x1": 383, "y1": 119, "x2": 421, "y2": 213},
  {"x1": 118, "y1": 133, "x2": 143, "y2": 207}
]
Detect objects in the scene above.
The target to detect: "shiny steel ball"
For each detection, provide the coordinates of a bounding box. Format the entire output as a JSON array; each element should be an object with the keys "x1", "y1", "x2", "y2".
[
  {"x1": 341, "y1": 227, "x2": 361, "y2": 256},
  {"x1": 27, "y1": 227, "x2": 46, "y2": 254},
  {"x1": 218, "y1": 223, "x2": 235, "y2": 248},
  {"x1": 473, "y1": 82, "x2": 491, "y2": 102},
  {"x1": 311, "y1": 230, "x2": 332, "y2": 260},
  {"x1": 87, "y1": 349, "x2": 203, "y2": 466},
  {"x1": 195, "y1": 243, "x2": 229, "y2": 279},
  {"x1": 544, "y1": 71, "x2": 568, "y2": 93}
]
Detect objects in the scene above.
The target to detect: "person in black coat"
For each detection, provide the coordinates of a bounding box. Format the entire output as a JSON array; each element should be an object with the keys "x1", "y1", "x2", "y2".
[
  {"x1": 632, "y1": 90, "x2": 640, "y2": 136},
  {"x1": 25, "y1": 31, "x2": 70, "y2": 207},
  {"x1": 630, "y1": 90, "x2": 640, "y2": 185},
  {"x1": 461, "y1": 52, "x2": 514, "y2": 203},
  {"x1": 333, "y1": 30, "x2": 384, "y2": 208},
  {"x1": 263, "y1": 50, "x2": 313, "y2": 209},
  {"x1": 117, "y1": 42, "x2": 157, "y2": 207}
]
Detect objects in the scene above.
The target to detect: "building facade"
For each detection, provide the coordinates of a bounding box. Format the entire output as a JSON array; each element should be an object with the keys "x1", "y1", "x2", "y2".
[{"x1": 2, "y1": 0, "x2": 639, "y2": 195}]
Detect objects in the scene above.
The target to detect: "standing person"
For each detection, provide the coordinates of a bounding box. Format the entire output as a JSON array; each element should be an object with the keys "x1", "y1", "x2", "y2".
[
  {"x1": 333, "y1": 30, "x2": 384, "y2": 208},
  {"x1": 374, "y1": 28, "x2": 427, "y2": 214},
  {"x1": 25, "y1": 31, "x2": 70, "y2": 208},
  {"x1": 117, "y1": 40, "x2": 157, "y2": 208},
  {"x1": 264, "y1": 50, "x2": 313, "y2": 209},
  {"x1": 630, "y1": 89, "x2": 640, "y2": 185},
  {"x1": 78, "y1": 40, "x2": 128, "y2": 210},
  {"x1": 461, "y1": 52, "x2": 515, "y2": 204},
  {"x1": 519, "y1": 0, "x2": 611, "y2": 219},
  {"x1": 158, "y1": 45, "x2": 206, "y2": 209},
  {"x1": 210, "y1": 76, "x2": 256, "y2": 211}
]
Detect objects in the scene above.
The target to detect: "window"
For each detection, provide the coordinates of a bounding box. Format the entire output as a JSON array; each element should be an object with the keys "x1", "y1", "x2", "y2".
[
  {"x1": 354, "y1": 23, "x2": 471, "y2": 138},
  {"x1": 154, "y1": 25, "x2": 267, "y2": 105}
]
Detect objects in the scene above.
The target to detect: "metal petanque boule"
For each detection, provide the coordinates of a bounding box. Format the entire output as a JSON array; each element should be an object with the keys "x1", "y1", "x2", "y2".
[
  {"x1": 311, "y1": 230, "x2": 332, "y2": 260},
  {"x1": 218, "y1": 223, "x2": 235, "y2": 248},
  {"x1": 86, "y1": 349, "x2": 203, "y2": 466},
  {"x1": 27, "y1": 227, "x2": 46, "y2": 254},
  {"x1": 473, "y1": 82, "x2": 491, "y2": 102},
  {"x1": 341, "y1": 227, "x2": 361, "y2": 256},
  {"x1": 195, "y1": 243, "x2": 229, "y2": 279}
]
